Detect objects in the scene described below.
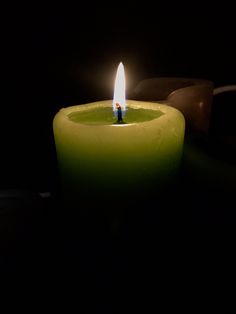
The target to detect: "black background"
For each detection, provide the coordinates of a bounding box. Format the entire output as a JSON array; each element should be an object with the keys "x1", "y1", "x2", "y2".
[
  {"x1": 1, "y1": 1, "x2": 236, "y2": 305},
  {"x1": 1, "y1": 2, "x2": 235, "y2": 191}
]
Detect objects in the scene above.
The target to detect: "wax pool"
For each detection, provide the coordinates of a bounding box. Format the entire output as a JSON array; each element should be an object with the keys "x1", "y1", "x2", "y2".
[{"x1": 53, "y1": 100, "x2": 185, "y2": 207}]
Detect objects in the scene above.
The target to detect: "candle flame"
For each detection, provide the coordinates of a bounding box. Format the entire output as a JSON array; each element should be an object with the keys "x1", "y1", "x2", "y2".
[{"x1": 113, "y1": 62, "x2": 126, "y2": 114}]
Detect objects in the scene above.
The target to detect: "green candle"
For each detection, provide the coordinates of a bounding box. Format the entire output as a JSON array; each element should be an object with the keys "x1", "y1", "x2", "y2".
[
  {"x1": 53, "y1": 64, "x2": 185, "y2": 210},
  {"x1": 53, "y1": 100, "x2": 184, "y2": 203}
]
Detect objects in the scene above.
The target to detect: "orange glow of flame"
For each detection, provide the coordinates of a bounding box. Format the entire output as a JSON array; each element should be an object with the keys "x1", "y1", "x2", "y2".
[{"x1": 113, "y1": 62, "x2": 126, "y2": 113}]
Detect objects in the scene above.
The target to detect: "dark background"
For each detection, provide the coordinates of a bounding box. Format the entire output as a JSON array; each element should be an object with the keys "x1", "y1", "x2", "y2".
[
  {"x1": 1, "y1": 2, "x2": 235, "y2": 192},
  {"x1": 0, "y1": 1, "x2": 236, "y2": 305}
]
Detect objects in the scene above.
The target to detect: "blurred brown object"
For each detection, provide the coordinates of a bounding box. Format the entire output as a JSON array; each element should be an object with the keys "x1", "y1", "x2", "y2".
[{"x1": 131, "y1": 77, "x2": 214, "y2": 134}]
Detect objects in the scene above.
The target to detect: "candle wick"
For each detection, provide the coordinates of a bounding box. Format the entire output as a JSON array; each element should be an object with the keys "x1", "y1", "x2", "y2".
[{"x1": 115, "y1": 102, "x2": 124, "y2": 124}]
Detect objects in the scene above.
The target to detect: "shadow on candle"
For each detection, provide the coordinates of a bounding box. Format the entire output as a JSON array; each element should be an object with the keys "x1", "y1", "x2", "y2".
[{"x1": 131, "y1": 77, "x2": 214, "y2": 135}]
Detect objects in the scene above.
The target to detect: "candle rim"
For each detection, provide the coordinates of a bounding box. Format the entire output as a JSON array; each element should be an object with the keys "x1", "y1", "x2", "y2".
[{"x1": 56, "y1": 100, "x2": 183, "y2": 127}]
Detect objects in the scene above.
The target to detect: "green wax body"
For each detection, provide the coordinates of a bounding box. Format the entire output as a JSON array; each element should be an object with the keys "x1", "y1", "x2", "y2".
[{"x1": 53, "y1": 100, "x2": 185, "y2": 206}]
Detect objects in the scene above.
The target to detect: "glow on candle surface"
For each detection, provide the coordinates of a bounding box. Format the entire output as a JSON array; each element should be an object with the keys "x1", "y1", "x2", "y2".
[{"x1": 53, "y1": 63, "x2": 185, "y2": 206}]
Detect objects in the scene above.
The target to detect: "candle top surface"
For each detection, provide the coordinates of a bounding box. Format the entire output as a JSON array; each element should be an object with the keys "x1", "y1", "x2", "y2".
[
  {"x1": 68, "y1": 106, "x2": 164, "y2": 125},
  {"x1": 55, "y1": 100, "x2": 185, "y2": 130}
]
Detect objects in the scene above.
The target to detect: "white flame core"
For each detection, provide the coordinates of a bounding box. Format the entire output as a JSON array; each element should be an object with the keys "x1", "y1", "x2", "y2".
[{"x1": 113, "y1": 62, "x2": 126, "y2": 113}]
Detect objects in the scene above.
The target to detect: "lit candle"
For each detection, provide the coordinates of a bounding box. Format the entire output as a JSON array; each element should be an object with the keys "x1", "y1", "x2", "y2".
[{"x1": 53, "y1": 63, "x2": 185, "y2": 210}]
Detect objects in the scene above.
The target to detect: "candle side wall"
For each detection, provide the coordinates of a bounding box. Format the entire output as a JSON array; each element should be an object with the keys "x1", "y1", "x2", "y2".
[{"x1": 53, "y1": 101, "x2": 185, "y2": 208}]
